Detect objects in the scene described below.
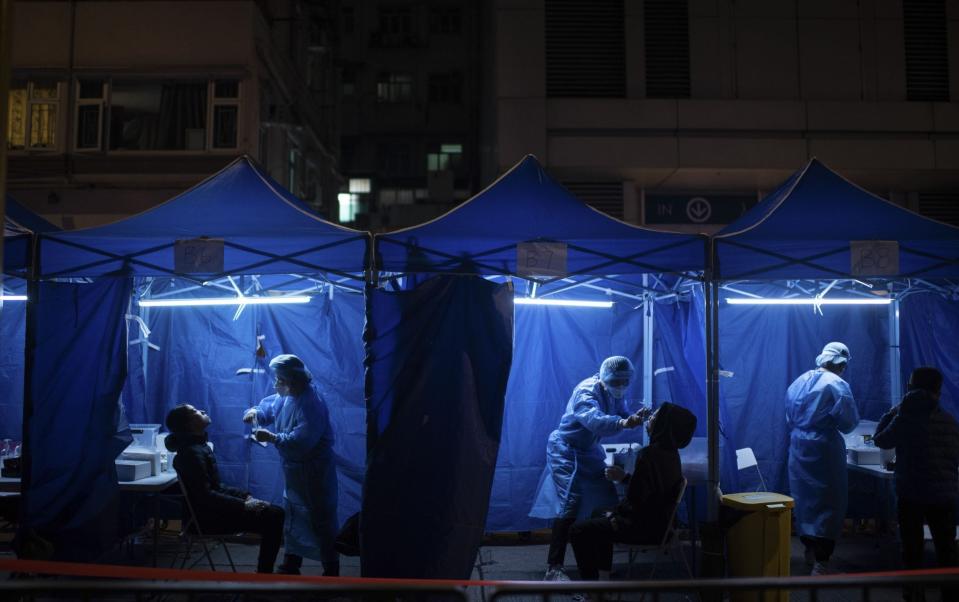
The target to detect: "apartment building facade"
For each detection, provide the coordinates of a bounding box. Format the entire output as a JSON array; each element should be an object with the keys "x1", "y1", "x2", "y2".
[
  {"x1": 335, "y1": 0, "x2": 482, "y2": 229},
  {"x1": 489, "y1": 0, "x2": 959, "y2": 233},
  {"x1": 6, "y1": 0, "x2": 341, "y2": 228}
]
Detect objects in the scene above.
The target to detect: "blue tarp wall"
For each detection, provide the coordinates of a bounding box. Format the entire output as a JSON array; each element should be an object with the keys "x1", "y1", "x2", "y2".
[
  {"x1": 2, "y1": 196, "x2": 57, "y2": 442},
  {"x1": 362, "y1": 276, "x2": 514, "y2": 578},
  {"x1": 0, "y1": 301, "x2": 24, "y2": 440},
  {"x1": 122, "y1": 288, "x2": 367, "y2": 525}
]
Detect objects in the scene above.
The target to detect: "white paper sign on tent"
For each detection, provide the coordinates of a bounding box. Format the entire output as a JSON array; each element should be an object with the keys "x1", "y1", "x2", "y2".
[
  {"x1": 175, "y1": 238, "x2": 225, "y2": 274},
  {"x1": 850, "y1": 240, "x2": 899, "y2": 276},
  {"x1": 517, "y1": 241, "x2": 568, "y2": 279}
]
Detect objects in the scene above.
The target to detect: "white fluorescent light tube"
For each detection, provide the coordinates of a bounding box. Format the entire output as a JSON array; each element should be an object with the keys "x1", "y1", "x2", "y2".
[
  {"x1": 0, "y1": 295, "x2": 28, "y2": 302},
  {"x1": 514, "y1": 298, "x2": 614, "y2": 308},
  {"x1": 726, "y1": 298, "x2": 891, "y2": 305},
  {"x1": 139, "y1": 296, "x2": 311, "y2": 307}
]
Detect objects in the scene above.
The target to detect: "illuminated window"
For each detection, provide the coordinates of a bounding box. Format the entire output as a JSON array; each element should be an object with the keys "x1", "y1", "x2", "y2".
[
  {"x1": 349, "y1": 178, "x2": 371, "y2": 193},
  {"x1": 426, "y1": 143, "x2": 462, "y2": 172},
  {"x1": 338, "y1": 192, "x2": 360, "y2": 222},
  {"x1": 376, "y1": 73, "x2": 413, "y2": 102},
  {"x1": 7, "y1": 81, "x2": 60, "y2": 151}
]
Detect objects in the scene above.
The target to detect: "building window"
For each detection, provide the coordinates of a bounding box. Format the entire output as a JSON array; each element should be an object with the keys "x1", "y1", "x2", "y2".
[
  {"x1": 212, "y1": 79, "x2": 240, "y2": 149},
  {"x1": 428, "y1": 73, "x2": 462, "y2": 103},
  {"x1": 338, "y1": 192, "x2": 361, "y2": 222},
  {"x1": 90, "y1": 78, "x2": 241, "y2": 152},
  {"x1": 376, "y1": 73, "x2": 413, "y2": 102},
  {"x1": 341, "y1": 69, "x2": 356, "y2": 97},
  {"x1": 430, "y1": 6, "x2": 461, "y2": 34},
  {"x1": 75, "y1": 80, "x2": 105, "y2": 150},
  {"x1": 378, "y1": 6, "x2": 412, "y2": 35},
  {"x1": 109, "y1": 81, "x2": 207, "y2": 151},
  {"x1": 288, "y1": 147, "x2": 302, "y2": 196},
  {"x1": 378, "y1": 188, "x2": 416, "y2": 206},
  {"x1": 7, "y1": 81, "x2": 60, "y2": 151},
  {"x1": 426, "y1": 143, "x2": 462, "y2": 171}
]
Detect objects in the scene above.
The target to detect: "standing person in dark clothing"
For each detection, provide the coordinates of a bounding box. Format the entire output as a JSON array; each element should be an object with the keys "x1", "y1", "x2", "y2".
[
  {"x1": 873, "y1": 367, "x2": 959, "y2": 600},
  {"x1": 568, "y1": 402, "x2": 697, "y2": 581},
  {"x1": 165, "y1": 404, "x2": 285, "y2": 573}
]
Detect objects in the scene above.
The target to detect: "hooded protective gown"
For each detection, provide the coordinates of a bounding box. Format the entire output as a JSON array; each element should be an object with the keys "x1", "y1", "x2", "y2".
[
  {"x1": 254, "y1": 385, "x2": 338, "y2": 563},
  {"x1": 786, "y1": 368, "x2": 859, "y2": 540},
  {"x1": 530, "y1": 374, "x2": 631, "y2": 520}
]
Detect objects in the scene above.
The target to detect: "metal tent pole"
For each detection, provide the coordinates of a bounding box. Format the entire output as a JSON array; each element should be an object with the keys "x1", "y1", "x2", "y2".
[
  {"x1": 642, "y1": 275, "x2": 654, "y2": 446},
  {"x1": 889, "y1": 295, "x2": 902, "y2": 407}
]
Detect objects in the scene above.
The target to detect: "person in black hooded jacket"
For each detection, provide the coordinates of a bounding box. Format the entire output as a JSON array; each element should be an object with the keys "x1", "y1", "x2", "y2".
[
  {"x1": 165, "y1": 404, "x2": 285, "y2": 573},
  {"x1": 873, "y1": 367, "x2": 959, "y2": 589},
  {"x1": 569, "y1": 402, "x2": 697, "y2": 580}
]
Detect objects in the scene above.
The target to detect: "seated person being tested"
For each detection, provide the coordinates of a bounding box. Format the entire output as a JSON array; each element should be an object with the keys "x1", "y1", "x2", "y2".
[
  {"x1": 165, "y1": 404, "x2": 285, "y2": 573},
  {"x1": 569, "y1": 402, "x2": 697, "y2": 580}
]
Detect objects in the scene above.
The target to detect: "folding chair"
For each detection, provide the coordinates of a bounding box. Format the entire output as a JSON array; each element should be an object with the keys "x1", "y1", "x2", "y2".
[
  {"x1": 172, "y1": 479, "x2": 259, "y2": 572},
  {"x1": 736, "y1": 447, "x2": 767, "y2": 491},
  {"x1": 621, "y1": 476, "x2": 693, "y2": 580}
]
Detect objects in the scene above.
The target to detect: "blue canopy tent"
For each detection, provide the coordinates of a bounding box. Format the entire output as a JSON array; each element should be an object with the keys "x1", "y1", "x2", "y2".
[
  {"x1": 365, "y1": 155, "x2": 712, "y2": 578},
  {"x1": 711, "y1": 158, "x2": 959, "y2": 507},
  {"x1": 2, "y1": 196, "x2": 58, "y2": 442},
  {"x1": 24, "y1": 157, "x2": 369, "y2": 560}
]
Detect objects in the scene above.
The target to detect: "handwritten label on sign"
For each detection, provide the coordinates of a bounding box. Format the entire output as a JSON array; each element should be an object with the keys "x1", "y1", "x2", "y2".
[
  {"x1": 174, "y1": 238, "x2": 224, "y2": 274},
  {"x1": 517, "y1": 242, "x2": 568, "y2": 279},
  {"x1": 850, "y1": 240, "x2": 899, "y2": 276}
]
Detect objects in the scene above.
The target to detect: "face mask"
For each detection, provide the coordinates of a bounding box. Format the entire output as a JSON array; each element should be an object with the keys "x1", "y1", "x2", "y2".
[
  {"x1": 274, "y1": 379, "x2": 291, "y2": 397},
  {"x1": 606, "y1": 384, "x2": 628, "y2": 399}
]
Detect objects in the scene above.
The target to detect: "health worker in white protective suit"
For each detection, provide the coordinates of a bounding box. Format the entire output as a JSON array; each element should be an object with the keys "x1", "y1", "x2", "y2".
[
  {"x1": 529, "y1": 356, "x2": 650, "y2": 581},
  {"x1": 786, "y1": 341, "x2": 859, "y2": 576}
]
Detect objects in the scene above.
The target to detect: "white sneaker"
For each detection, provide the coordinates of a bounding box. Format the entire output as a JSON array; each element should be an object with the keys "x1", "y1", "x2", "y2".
[
  {"x1": 544, "y1": 565, "x2": 571, "y2": 581},
  {"x1": 810, "y1": 561, "x2": 831, "y2": 576}
]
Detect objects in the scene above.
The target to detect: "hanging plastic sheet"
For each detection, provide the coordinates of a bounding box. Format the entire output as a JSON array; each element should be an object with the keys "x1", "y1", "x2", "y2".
[
  {"x1": 362, "y1": 275, "x2": 513, "y2": 578},
  {"x1": 0, "y1": 300, "x2": 25, "y2": 439},
  {"x1": 24, "y1": 276, "x2": 133, "y2": 559},
  {"x1": 900, "y1": 293, "x2": 959, "y2": 419}
]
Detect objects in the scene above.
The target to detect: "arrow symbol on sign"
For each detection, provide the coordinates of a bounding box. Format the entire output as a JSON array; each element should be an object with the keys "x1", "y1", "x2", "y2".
[{"x1": 686, "y1": 197, "x2": 712, "y2": 223}]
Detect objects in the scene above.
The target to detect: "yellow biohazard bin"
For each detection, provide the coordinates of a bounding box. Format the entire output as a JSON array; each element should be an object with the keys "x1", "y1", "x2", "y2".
[{"x1": 721, "y1": 492, "x2": 795, "y2": 602}]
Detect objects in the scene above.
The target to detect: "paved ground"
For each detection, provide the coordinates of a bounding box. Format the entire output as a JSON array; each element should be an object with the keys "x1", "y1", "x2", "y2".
[{"x1": 1, "y1": 522, "x2": 948, "y2": 600}]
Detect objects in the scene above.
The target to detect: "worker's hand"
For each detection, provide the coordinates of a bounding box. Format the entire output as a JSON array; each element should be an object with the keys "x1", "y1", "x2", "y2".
[
  {"x1": 620, "y1": 413, "x2": 645, "y2": 429},
  {"x1": 634, "y1": 406, "x2": 654, "y2": 422},
  {"x1": 242, "y1": 409, "x2": 257, "y2": 424},
  {"x1": 605, "y1": 465, "x2": 627, "y2": 483},
  {"x1": 244, "y1": 497, "x2": 269, "y2": 512},
  {"x1": 254, "y1": 429, "x2": 277, "y2": 443}
]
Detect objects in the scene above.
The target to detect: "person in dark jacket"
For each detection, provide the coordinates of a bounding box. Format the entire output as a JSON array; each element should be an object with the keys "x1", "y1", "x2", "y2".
[
  {"x1": 873, "y1": 367, "x2": 959, "y2": 599},
  {"x1": 165, "y1": 404, "x2": 285, "y2": 573},
  {"x1": 568, "y1": 402, "x2": 697, "y2": 580}
]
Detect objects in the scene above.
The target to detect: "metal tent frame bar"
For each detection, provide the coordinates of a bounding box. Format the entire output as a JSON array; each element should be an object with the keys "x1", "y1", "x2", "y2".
[
  {"x1": 716, "y1": 238, "x2": 959, "y2": 280},
  {"x1": 39, "y1": 233, "x2": 368, "y2": 283},
  {"x1": 374, "y1": 235, "x2": 707, "y2": 283}
]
